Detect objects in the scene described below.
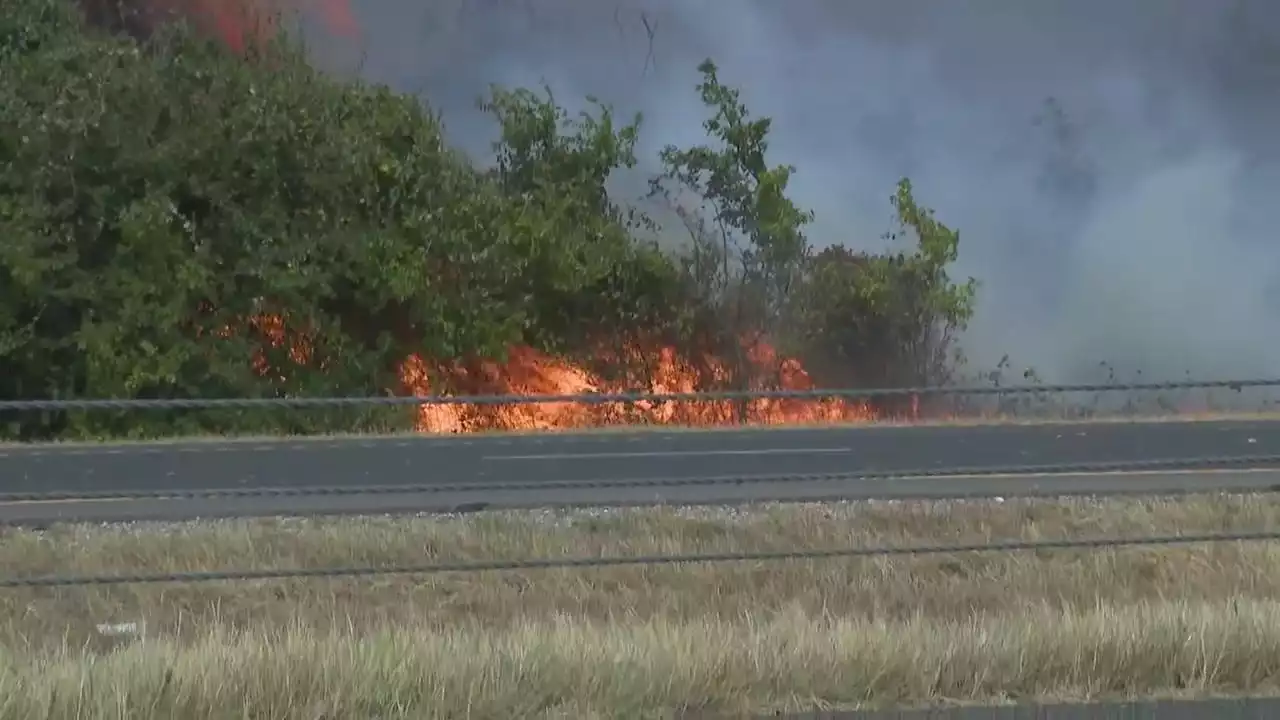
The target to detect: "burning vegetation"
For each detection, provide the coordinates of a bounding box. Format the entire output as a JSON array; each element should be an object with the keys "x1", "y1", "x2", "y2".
[
  {"x1": 242, "y1": 303, "x2": 878, "y2": 433},
  {"x1": 1, "y1": 0, "x2": 974, "y2": 441},
  {"x1": 401, "y1": 343, "x2": 881, "y2": 433}
]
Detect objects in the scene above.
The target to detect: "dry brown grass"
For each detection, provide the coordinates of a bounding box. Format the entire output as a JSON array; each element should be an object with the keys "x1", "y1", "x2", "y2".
[{"x1": 5, "y1": 495, "x2": 1280, "y2": 717}]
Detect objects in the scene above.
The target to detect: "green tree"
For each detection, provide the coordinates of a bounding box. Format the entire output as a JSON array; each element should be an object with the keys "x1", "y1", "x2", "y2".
[
  {"x1": 650, "y1": 58, "x2": 815, "y2": 391},
  {"x1": 477, "y1": 84, "x2": 691, "y2": 370},
  {"x1": 790, "y1": 179, "x2": 978, "y2": 395}
]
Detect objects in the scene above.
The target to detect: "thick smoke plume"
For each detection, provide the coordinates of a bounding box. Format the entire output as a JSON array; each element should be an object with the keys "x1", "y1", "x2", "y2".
[{"x1": 318, "y1": 0, "x2": 1280, "y2": 385}]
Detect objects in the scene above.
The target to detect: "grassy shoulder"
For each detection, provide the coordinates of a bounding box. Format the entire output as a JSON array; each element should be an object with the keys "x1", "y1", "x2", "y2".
[
  {"x1": 4, "y1": 496, "x2": 1280, "y2": 716},
  {"x1": 4, "y1": 601, "x2": 1280, "y2": 719}
]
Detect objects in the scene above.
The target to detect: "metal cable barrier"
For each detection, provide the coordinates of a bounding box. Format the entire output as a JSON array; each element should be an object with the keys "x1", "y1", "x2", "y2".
[
  {"x1": 3, "y1": 453, "x2": 1280, "y2": 503},
  {"x1": 0, "y1": 376, "x2": 1276, "y2": 411},
  {"x1": 4, "y1": 530, "x2": 1280, "y2": 588}
]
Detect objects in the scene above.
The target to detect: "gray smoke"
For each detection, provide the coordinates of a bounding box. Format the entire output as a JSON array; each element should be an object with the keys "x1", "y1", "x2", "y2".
[{"x1": 315, "y1": 0, "x2": 1280, "y2": 384}]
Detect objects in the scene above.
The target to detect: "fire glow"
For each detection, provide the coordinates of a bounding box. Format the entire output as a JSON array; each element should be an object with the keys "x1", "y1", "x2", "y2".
[{"x1": 247, "y1": 315, "x2": 880, "y2": 434}]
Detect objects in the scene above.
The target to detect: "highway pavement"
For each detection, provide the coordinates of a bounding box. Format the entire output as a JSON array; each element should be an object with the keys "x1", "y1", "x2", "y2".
[{"x1": 2, "y1": 418, "x2": 1280, "y2": 524}]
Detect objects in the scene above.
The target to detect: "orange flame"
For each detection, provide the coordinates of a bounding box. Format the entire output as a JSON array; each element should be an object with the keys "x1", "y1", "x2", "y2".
[
  {"x1": 398, "y1": 340, "x2": 878, "y2": 434},
  {"x1": 230, "y1": 312, "x2": 878, "y2": 433},
  {"x1": 246, "y1": 313, "x2": 313, "y2": 380}
]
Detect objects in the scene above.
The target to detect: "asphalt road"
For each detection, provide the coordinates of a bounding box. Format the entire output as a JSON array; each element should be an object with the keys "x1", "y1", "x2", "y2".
[{"x1": 2, "y1": 418, "x2": 1280, "y2": 524}]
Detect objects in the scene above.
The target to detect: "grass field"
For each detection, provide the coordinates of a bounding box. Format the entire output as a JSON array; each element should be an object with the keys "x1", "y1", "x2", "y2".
[{"x1": 4, "y1": 495, "x2": 1280, "y2": 717}]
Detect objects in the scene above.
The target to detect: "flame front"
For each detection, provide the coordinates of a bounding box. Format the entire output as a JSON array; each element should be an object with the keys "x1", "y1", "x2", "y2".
[
  {"x1": 398, "y1": 341, "x2": 879, "y2": 434},
  {"x1": 242, "y1": 313, "x2": 878, "y2": 433}
]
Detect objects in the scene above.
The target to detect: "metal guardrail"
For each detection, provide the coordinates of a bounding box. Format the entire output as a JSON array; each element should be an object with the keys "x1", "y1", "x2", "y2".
[{"x1": 0, "y1": 377, "x2": 1275, "y2": 411}]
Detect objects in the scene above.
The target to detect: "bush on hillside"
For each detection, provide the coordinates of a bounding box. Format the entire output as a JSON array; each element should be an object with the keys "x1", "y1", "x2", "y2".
[{"x1": 0, "y1": 0, "x2": 977, "y2": 440}]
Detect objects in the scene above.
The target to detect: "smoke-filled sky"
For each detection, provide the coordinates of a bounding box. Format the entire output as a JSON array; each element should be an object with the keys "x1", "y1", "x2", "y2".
[{"x1": 307, "y1": 0, "x2": 1280, "y2": 384}]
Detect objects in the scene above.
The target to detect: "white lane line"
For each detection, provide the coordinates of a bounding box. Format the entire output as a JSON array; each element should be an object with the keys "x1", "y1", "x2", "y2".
[{"x1": 482, "y1": 448, "x2": 853, "y2": 461}]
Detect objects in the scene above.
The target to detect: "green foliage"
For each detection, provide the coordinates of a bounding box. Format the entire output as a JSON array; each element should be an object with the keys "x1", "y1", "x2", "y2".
[
  {"x1": 653, "y1": 60, "x2": 975, "y2": 391},
  {"x1": 790, "y1": 179, "x2": 978, "y2": 391},
  {"x1": 654, "y1": 59, "x2": 814, "y2": 328},
  {"x1": 476, "y1": 85, "x2": 690, "y2": 361},
  {"x1": 0, "y1": 4, "x2": 982, "y2": 440}
]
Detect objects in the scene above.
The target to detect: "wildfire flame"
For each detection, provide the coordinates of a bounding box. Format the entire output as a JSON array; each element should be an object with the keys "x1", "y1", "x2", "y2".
[
  {"x1": 398, "y1": 343, "x2": 879, "y2": 434},
  {"x1": 238, "y1": 312, "x2": 879, "y2": 433}
]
